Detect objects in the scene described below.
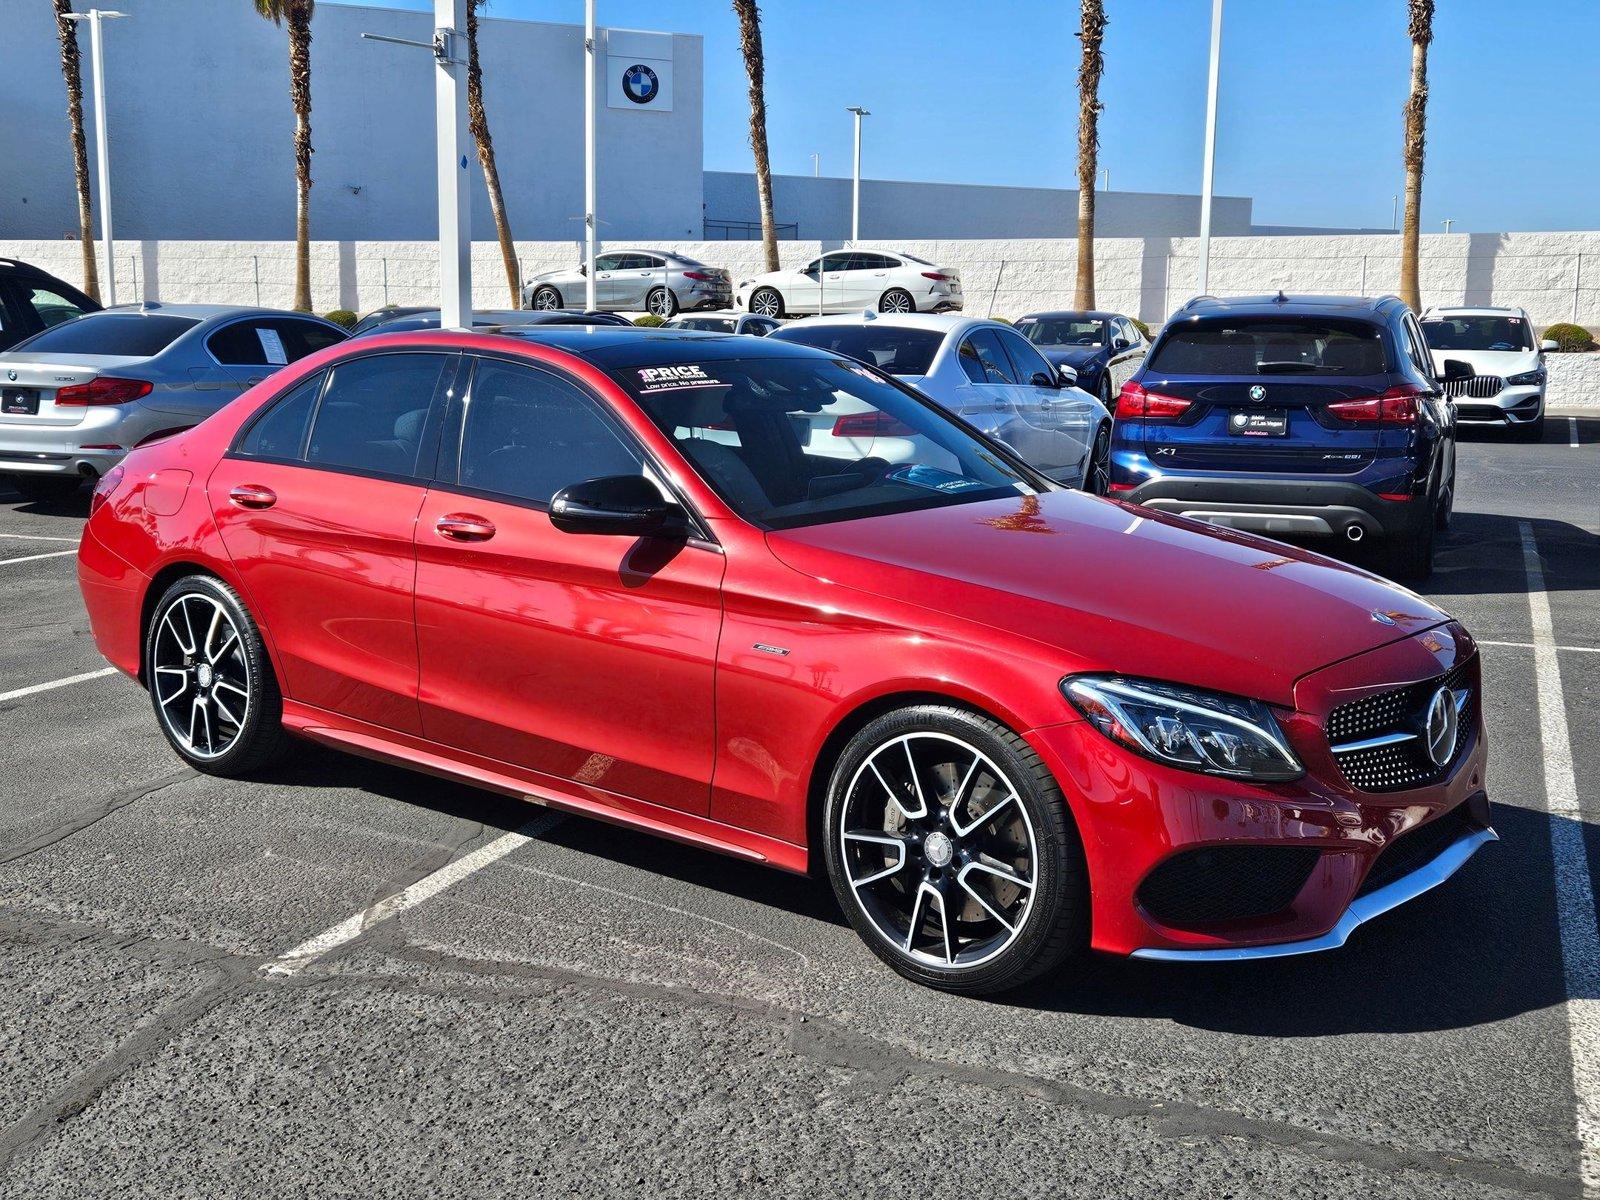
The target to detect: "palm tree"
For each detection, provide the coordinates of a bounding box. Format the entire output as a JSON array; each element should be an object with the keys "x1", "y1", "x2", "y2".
[
  {"x1": 732, "y1": 0, "x2": 779, "y2": 273},
  {"x1": 254, "y1": 0, "x2": 315, "y2": 312},
  {"x1": 52, "y1": 0, "x2": 100, "y2": 302},
  {"x1": 1399, "y1": 0, "x2": 1434, "y2": 311},
  {"x1": 1074, "y1": 0, "x2": 1107, "y2": 310},
  {"x1": 466, "y1": 1, "x2": 520, "y2": 307}
]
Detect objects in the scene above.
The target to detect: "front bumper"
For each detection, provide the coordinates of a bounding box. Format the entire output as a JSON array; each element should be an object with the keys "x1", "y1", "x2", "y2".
[
  {"x1": 1025, "y1": 624, "x2": 1492, "y2": 959},
  {"x1": 1454, "y1": 386, "x2": 1542, "y2": 425},
  {"x1": 1115, "y1": 475, "x2": 1431, "y2": 541}
]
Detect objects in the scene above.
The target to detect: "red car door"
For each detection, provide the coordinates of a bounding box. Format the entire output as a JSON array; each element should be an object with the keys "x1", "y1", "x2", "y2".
[
  {"x1": 208, "y1": 350, "x2": 457, "y2": 734},
  {"x1": 413, "y1": 354, "x2": 723, "y2": 815}
]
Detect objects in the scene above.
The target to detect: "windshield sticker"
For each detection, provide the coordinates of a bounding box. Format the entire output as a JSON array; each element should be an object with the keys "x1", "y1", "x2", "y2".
[
  {"x1": 885, "y1": 464, "x2": 991, "y2": 494},
  {"x1": 256, "y1": 327, "x2": 288, "y2": 365},
  {"x1": 635, "y1": 364, "x2": 730, "y2": 394}
]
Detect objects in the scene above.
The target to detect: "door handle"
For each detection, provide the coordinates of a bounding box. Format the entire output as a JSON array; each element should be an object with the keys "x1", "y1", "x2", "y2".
[
  {"x1": 228, "y1": 484, "x2": 277, "y2": 509},
  {"x1": 244, "y1": 375, "x2": 267, "y2": 387},
  {"x1": 435, "y1": 513, "x2": 496, "y2": 542}
]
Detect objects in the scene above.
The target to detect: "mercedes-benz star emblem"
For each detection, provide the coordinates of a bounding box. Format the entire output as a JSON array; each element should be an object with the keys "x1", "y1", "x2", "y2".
[
  {"x1": 622, "y1": 64, "x2": 659, "y2": 105},
  {"x1": 1424, "y1": 686, "x2": 1459, "y2": 768},
  {"x1": 1248, "y1": 384, "x2": 1266, "y2": 402}
]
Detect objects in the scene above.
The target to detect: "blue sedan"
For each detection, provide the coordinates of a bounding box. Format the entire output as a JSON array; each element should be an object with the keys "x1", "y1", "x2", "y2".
[{"x1": 1013, "y1": 310, "x2": 1149, "y2": 410}]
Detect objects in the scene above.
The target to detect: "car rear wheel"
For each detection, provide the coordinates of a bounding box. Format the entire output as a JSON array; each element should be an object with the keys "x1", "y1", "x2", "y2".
[
  {"x1": 878, "y1": 288, "x2": 915, "y2": 314},
  {"x1": 9, "y1": 475, "x2": 82, "y2": 503},
  {"x1": 749, "y1": 287, "x2": 784, "y2": 319},
  {"x1": 823, "y1": 705, "x2": 1087, "y2": 995},
  {"x1": 646, "y1": 287, "x2": 679, "y2": 318},
  {"x1": 530, "y1": 286, "x2": 563, "y2": 311},
  {"x1": 145, "y1": 575, "x2": 291, "y2": 777}
]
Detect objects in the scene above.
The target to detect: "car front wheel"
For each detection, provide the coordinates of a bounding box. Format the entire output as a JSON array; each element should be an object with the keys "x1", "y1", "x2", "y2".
[{"x1": 823, "y1": 704, "x2": 1087, "y2": 995}]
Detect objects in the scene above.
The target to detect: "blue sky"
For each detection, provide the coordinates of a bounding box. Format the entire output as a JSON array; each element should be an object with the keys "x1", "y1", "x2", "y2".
[{"x1": 341, "y1": 0, "x2": 1599, "y2": 232}]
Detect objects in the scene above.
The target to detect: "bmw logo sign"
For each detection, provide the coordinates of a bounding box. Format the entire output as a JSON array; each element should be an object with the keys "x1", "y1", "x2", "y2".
[
  {"x1": 5, "y1": 370, "x2": 15, "y2": 382},
  {"x1": 1248, "y1": 384, "x2": 1266, "y2": 402},
  {"x1": 622, "y1": 64, "x2": 659, "y2": 105}
]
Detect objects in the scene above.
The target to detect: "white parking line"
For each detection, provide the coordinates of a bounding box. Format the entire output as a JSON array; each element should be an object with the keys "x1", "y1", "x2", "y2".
[
  {"x1": 0, "y1": 667, "x2": 118, "y2": 704},
  {"x1": 0, "y1": 533, "x2": 80, "y2": 543},
  {"x1": 1480, "y1": 639, "x2": 1600, "y2": 655},
  {"x1": 1521, "y1": 520, "x2": 1600, "y2": 1195},
  {"x1": 263, "y1": 810, "x2": 566, "y2": 976},
  {"x1": 0, "y1": 550, "x2": 76, "y2": 566}
]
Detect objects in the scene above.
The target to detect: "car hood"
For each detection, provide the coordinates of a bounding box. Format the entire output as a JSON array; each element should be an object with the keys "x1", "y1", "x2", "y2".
[
  {"x1": 530, "y1": 267, "x2": 578, "y2": 283},
  {"x1": 765, "y1": 491, "x2": 1448, "y2": 708},
  {"x1": 1428, "y1": 348, "x2": 1540, "y2": 375},
  {"x1": 1035, "y1": 345, "x2": 1102, "y2": 369}
]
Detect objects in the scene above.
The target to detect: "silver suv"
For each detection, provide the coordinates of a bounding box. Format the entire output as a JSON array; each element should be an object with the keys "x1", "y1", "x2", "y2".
[{"x1": 523, "y1": 251, "x2": 732, "y2": 318}]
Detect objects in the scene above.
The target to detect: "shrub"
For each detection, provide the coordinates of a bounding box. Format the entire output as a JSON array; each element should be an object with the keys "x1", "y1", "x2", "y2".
[
  {"x1": 633, "y1": 313, "x2": 666, "y2": 327},
  {"x1": 1541, "y1": 323, "x2": 1596, "y2": 352},
  {"x1": 323, "y1": 309, "x2": 358, "y2": 330},
  {"x1": 987, "y1": 315, "x2": 1013, "y2": 325},
  {"x1": 1130, "y1": 318, "x2": 1152, "y2": 340}
]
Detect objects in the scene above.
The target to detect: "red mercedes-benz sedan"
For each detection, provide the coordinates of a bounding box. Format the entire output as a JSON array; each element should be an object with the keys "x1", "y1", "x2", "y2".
[{"x1": 77, "y1": 327, "x2": 1494, "y2": 994}]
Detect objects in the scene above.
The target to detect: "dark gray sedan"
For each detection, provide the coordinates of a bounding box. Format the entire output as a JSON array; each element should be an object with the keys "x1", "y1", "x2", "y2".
[{"x1": 522, "y1": 250, "x2": 733, "y2": 318}]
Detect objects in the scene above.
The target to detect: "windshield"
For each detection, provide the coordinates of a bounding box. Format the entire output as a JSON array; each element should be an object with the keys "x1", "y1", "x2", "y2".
[
  {"x1": 1421, "y1": 315, "x2": 1533, "y2": 353},
  {"x1": 767, "y1": 325, "x2": 942, "y2": 376},
  {"x1": 669, "y1": 317, "x2": 738, "y2": 333},
  {"x1": 13, "y1": 312, "x2": 199, "y2": 357},
  {"x1": 1148, "y1": 318, "x2": 1390, "y2": 375},
  {"x1": 612, "y1": 355, "x2": 1035, "y2": 530},
  {"x1": 1016, "y1": 316, "x2": 1103, "y2": 347}
]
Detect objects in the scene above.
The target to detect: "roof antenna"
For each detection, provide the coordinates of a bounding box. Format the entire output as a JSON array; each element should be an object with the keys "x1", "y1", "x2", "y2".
[{"x1": 1274, "y1": 288, "x2": 1288, "y2": 303}]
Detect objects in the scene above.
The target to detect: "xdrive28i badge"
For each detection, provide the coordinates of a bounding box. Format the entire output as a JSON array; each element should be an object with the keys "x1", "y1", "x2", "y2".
[
  {"x1": 1248, "y1": 384, "x2": 1267, "y2": 402},
  {"x1": 622, "y1": 64, "x2": 659, "y2": 105}
]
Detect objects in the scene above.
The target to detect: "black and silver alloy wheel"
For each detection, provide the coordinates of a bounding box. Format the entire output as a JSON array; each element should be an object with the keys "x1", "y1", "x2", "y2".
[
  {"x1": 749, "y1": 287, "x2": 783, "y2": 318},
  {"x1": 1085, "y1": 424, "x2": 1112, "y2": 496},
  {"x1": 824, "y1": 705, "x2": 1086, "y2": 994},
  {"x1": 878, "y1": 288, "x2": 914, "y2": 314},
  {"x1": 145, "y1": 575, "x2": 292, "y2": 776},
  {"x1": 530, "y1": 286, "x2": 561, "y2": 311},
  {"x1": 647, "y1": 286, "x2": 679, "y2": 318}
]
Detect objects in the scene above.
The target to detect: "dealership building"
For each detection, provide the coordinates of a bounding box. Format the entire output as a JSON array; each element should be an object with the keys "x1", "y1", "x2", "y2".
[{"x1": 1, "y1": 0, "x2": 1276, "y2": 245}]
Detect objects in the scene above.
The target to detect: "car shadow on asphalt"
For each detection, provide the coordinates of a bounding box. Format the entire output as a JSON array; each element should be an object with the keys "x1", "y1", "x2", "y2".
[
  {"x1": 1426, "y1": 512, "x2": 1599, "y2": 598},
  {"x1": 1456, "y1": 413, "x2": 1597, "y2": 446}
]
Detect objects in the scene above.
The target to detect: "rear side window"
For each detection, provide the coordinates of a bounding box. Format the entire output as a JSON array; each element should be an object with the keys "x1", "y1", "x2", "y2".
[
  {"x1": 13, "y1": 313, "x2": 198, "y2": 356},
  {"x1": 769, "y1": 325, "x2": 942, "y2": 376},
  {"x1": 208, "y1": 319, "x2": 344, "y2": 367},
  {"x1": 1148, "y1": 319, "x2": 1389, "y2": 376},
  {"x1": 305, "y1": 353, "x2": 450, "y2": 478},
  {"x1": 238, "y1": 372, "x2": 324, "y2": 460}
]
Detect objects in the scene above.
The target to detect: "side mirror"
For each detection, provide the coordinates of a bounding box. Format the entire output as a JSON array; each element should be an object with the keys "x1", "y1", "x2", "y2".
[
  {"x1": 578, "y1": 264, "x2": 588, "y2": 276},
  {"x1": 1055, "y1": 363, "x2": 1079, "y2": 388},
  {"x1": 1440, "y1": 358, "x2": 1474, "y2": 383},
  {"x1": 1541, "y1": 339, "x2": 1560, "y2": 352},
  {"x1": 549, "y1": 475, "x2": 688, "y2": 538},
  {"x1": 1030, "y1": 371, "x2": 1059, "y2": 388},
  {"x1": 1111, "y1": 336, "x2": 1129, "y2": 351}
]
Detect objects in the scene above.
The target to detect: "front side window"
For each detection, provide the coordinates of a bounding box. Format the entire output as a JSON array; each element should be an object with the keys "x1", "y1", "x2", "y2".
[
  {"x1": 996, "y1": 328, "x2": 1056, "y2": 385},
  {"x1": 613, "y1": 354, "x2": 1034, "y2": 530},
  {"x1": 1017, "y1": 316, "x2": 1103, "y2": 347},
  {"x1": 12, "y1": 312, "x2": 198, "y2": 357},
  {"x1": 238, "y1": 372, "x2": 325, "y2": 459},
  {"x1": 305, "y1": 352, "x2": 449, "y2": 477},
  {"x1": 966, "y1": 330, "x2": 1018, "y2": 384},
  {"x1": 456, "y1": 358, "x2": 644, "y2": 505},
  {"x1": 769, "y1": 324, "x2": 943, "y2": 376},
  {"x1": 593, "y1": 253, "x2": 626, "y2": 272},
  {"x1": 1148, "y1": 318, "x2": 1390, "y2": 376},
  {"x1": 210, "y1": 319, "x2": 339, "y2": 366},
  {"x1": 1420, "y1": 314, "x2": 1533, "y2": 353}
]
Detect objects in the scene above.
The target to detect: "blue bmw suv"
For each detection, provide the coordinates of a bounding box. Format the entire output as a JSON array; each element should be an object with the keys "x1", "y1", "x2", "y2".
[{"x1": 1108, "y1": 294, "x2": 1472, "y2": 581}]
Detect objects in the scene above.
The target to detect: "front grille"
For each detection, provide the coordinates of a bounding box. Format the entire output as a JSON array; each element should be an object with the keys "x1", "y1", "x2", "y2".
[
  {"x1": 1455, "y1": 403, "x2": 1509, "y2": 422},
  {"x1": 1326, "y1": 659, "x2": 1476, "y2": 793},
  {"x1": 1356, "y1": 802, "x2": 1475, "y2": 897},
  {"x1": 1137, "y1": 844, "x2": 1321, "y2": 927},
  {"x1": 1443, "y1": 375, "x2": 1505, "y2": 399}
]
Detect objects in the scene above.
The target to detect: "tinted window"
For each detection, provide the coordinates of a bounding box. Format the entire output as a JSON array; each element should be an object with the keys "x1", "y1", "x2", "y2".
[
  {"x1": 1148, "y1": 319, "x2": 1390, "y2": 376},
  {"x1": 238, "y1": 372, "x2": 324, "y2": 459},
  {"x1": 821, "y1": 253, "x2": 854, "y2": 272},
  {"x1": 1017, "y1": 316, "x2": 1103, "y2": 347},
  {"x1": 854, "y1": 254, "x2": 899, "y2": 271},
  {"x1": 613, "y1": 356, "x2": 1033, "y2": 530},
  {"x1": 13, "y1": 312, "x2": 198, "y2": 357},
  {"x1": 670, "y1": 317, "x2": 737, "y2": 333},
  {"x1": 21, "y1": 284, "x2": 89, "y2": 329},
  {"x1": 305, "y1": 353, "x2": 448, "y2": 477},
  {"x1": 593, "y1": 254, "x2": 626, "y2": 272},
  {"x1": 1420, "y1": 315, "x2": 1534, "y2": 353},
  {"x1": 457, "y1": 359, "x2": 644, "y2": 505},
  {"x1": 769, "y1": 324, "x2": 943, "y2": 376},
  {"x1": 996, "y1": 328, "x2": 1056, "y2": 385},
  {"x1": 966, "y1": 330, "x2": 1018, "y2": 383},
  {"x1": 208, "y1": 319, "x2": 341, "y2": 366}
]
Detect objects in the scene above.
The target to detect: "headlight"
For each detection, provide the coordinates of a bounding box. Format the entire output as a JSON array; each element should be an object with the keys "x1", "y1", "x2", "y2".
[
  {"x1": 1507, "y1": 368, "x2": 1545, "y2": 386},
  {"x1": 1062, "y1": 675, "x2": 1303, "y2": 781}
]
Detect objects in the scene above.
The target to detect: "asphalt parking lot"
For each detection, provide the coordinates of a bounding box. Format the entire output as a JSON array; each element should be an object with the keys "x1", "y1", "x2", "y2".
[{"x1": 0, "y1": 413, "x2": 1595, "y2": 1199}]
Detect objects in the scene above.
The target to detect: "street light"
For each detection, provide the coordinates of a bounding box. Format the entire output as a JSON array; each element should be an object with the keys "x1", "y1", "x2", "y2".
[
  {"x1": 846, "y1": 106, "x2": 869, "y2": 244},
  {"x1": 63, "y1": 9, "x2": 126, "y2": 306},
  {"x1": 1196, "y1": 0, "x2": 1223, "y2": 296}
]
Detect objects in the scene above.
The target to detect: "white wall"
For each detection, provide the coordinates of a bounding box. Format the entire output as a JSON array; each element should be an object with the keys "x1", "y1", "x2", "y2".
[{"x1": 0, "y1": 0, "x2": 704, "y2": 242}]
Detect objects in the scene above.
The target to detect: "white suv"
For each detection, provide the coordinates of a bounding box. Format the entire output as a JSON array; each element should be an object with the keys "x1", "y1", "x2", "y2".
[{"x1": 1420, "y1": 305, "x2": 1558, "y2": 441}]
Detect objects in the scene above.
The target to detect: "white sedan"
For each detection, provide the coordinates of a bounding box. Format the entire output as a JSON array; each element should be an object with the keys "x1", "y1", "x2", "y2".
[
  {"x1": 768, "y1": 312, "x2": 1112, "y2": 492},
  {"x1": 737, "y1": 251, "x2": 962, "y2": 319}
]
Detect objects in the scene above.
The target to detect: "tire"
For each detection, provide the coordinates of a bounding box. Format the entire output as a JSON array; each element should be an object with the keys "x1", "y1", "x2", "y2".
[
  {"x1": 1383, "y1": 511, "x2": 1436, "y2": 583},
  {"x1": 749, "y1": 287, "x2": 785, "y2": 319},
  {"x1": 530, "y1": 286, "x2": 563, "y2": 311},
  {"x1": 878, "y1": 288, "x2": 915, "y2": 315},
  {"x1": 823, "y1": 704, "x2": 1088, "y2": 995},
  {"x1": 10, "y1": 474, "x2": 82, "y2": 503},
  {"x1": 1098, "y1": 375, "x2": 1113, "y2": 412},
  {"x1": 1513, "y1": 413, "x2": 1545, "y2": 443},
  {"x1": 646, "y1": 287, "x2": 679, "y2": 318},
  {"x1": 1083, "y1": 423, "x2": 1112, "y2": 495},
  {"x1": 144, "y1": 574, "x2": 292, "y2": 777}
]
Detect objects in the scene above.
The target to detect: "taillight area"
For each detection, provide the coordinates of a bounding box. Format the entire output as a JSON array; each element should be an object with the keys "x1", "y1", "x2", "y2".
[
  {"x1": 1326, "y1": 385, "x2": 1424, "y2": 425},
  {"x1": 832, "y1": 411, "x2": 916, "y2": 438},
  {"x1": 89, "y1": 464, "x2": 125, "y2": 516},
  {"x1": 54, "y1": 377, "x2": 153, "y2": 407},
  {"x1": 921, "y1": 271, "x2": 955, "y2": 282},
  {"x1": 682, "y1": 270, "x2": 711, "y2": 281},
  {"x1": 1116, "y1": 381, "x2": 1192, "y2": 420}
]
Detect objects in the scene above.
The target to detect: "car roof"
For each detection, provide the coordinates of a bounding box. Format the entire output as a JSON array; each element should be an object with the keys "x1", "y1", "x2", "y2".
[
  {"x1": 1172, "y1": 293, "x2": 1405, "y2": 322},
  {"x1": 94, "y1": 303, "x2": 341, "y2": 325},
  {"x1": 396, "y1": 326, "x2": 830, "y2": 370},
  {"x1": 1017, "y1": 310, "x2": 1120, "y2": 322},
  {"x1": 775, "y1": 311, "x2": 988, "y2": 336}
]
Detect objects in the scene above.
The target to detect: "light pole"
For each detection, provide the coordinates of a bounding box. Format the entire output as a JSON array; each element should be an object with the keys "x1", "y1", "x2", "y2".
[
  {"x1": 810, "y1": 153, "x2": 820, "y2": 178},
  {"x1": 1442, "y1": 218, "x2": 1454, "y2": 234},
  {"x1": 846, "y1": 106, "x2": 869, "y2": 244},
  {"x1": 1101, "y1": 167, "x2": 1110, "y2": 192},
  {"x1": 1196, "y1": 0, "x2": 1223, "y2": 296},
  {"x1": 1391, "y1": 194, "x2": 1399, "y2": 232},
  {"x1": 584, "y1": 0, "x2": 598, "y2": 310},
  {"x1": 64, "y1": 9, "x2": 126, "y2": 306}
]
